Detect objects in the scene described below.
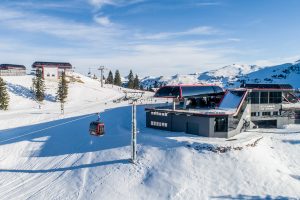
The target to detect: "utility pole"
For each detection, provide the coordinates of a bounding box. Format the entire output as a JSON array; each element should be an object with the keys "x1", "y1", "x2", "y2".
[
  {"x1": 98, "y1": 66, "x2": 105, "y2": 87},
  {"x1": 131, "y1": 101, "x2": 137, "y2": 163}
]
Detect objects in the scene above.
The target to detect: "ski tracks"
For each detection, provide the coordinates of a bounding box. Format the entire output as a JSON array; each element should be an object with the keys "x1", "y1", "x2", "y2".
[{"x1": 77, "y1": 151, "x2": 93, "y2": 200}]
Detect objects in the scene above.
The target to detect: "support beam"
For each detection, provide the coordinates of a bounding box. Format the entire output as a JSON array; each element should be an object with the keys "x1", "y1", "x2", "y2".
[
  {"x1": 173, "y1": 98, "x2": 176, "y2": 111},
  {"x1": 131, "y1": 102, "x2": 137, "y2": 163},
  {"x1": 98, "y1": 66, "x2": 105, "y2": 87}
]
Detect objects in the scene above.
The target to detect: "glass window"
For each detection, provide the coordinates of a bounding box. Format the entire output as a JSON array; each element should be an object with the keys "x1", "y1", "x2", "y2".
[
  {"x1": 273, "y1": 111, "x2": 278, "y2": 116},
  {"x1": 155, "y1": 86, "x2": 180, "y2": 97},
  {"x1": 260, "y1": 92, "x2": 269, "y2": 104},
  {"x1": 250, "y1": 92, "x2": 259, "y2": 104},
  {"x1": 262, "y1": 112, "x2": 271, "y2": 116},
  {"x1": 181, "y1": 86, "x2": 215, "y2": 97},
  {"x1": 251, "y1": 112, "x2": 257, "y2": 117},
  {"x1": 214, "y1": 117, "x2": 228, "y2": 132},
  {"x1": 269, "y1": 92, "x2": 282, "y2": 103}
]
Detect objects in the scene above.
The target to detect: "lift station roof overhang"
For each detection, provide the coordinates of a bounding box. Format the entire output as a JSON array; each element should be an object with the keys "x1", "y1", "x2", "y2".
[{"x1": 154, "y1": 85, "x2": 224, "y2": 98}]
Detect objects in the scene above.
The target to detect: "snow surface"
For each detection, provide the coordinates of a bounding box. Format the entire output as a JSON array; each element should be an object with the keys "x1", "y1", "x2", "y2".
[{"x1": 0, "y1": 73, "x2": 299, "y2": 199}]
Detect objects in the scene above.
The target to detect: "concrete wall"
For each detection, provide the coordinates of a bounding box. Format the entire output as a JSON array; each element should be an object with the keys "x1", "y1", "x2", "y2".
[
  {"x1": 228, "y1": 104, "x2": 251, "y2": 138},
  {"x1": 171, "y1": 114, "x2": 211, "y2": 137},
  {"x1": 146, "y1": 111, "x2": 212, "y2": 137}
]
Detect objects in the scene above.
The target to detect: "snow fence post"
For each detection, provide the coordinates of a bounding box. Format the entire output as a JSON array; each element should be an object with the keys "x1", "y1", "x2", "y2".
[{"x1": 131, "y1": 101, "x2": 137, "y2": 163}]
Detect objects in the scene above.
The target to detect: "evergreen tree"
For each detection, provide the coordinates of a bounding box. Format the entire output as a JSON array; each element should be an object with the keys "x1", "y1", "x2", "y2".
[
  {"x1": 133, "y1": 74, "x2": 139, "y2": 89},
  {"x1": 106, "y1": 70, "x2": 114, "y2": 84},
  {"x1": 114, "y1": 70, "x2": 122, "y2": 86},
  {"x1": 32, "y1": 69, "x2": 45, "y2": 106},
  {"x1": 0, "y1": 77, "x2": 9, "y2": 110},
  {"x1": 140, "y1": 85, "x2": 144, "y2": 90},
  {"x1": 127, "y1": 70, "x2": 134, "y2": 89},
  {"x1": 57, "y1": 71, "x2": 68, "y2": 114}
]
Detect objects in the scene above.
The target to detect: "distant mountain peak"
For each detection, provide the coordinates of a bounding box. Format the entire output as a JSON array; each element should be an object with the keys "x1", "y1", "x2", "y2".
[{"x1": 140, "y1": 60, "x2": 300, "y2": 89}]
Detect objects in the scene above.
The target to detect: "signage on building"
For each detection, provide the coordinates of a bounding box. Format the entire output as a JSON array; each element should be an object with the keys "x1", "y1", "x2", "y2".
[{"x1": 260, "y1": 105, "x2": 275, "y2": 111}]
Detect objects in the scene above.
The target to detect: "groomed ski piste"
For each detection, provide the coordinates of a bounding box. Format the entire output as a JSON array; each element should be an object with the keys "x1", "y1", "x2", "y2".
[{"x1": 0, "y1": 73, "x2": 299, "y2": 199}]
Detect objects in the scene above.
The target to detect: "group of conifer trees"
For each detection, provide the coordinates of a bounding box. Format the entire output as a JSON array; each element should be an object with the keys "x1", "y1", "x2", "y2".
[
  {"x1": 105, "y1": 69, "x2": 140, "y2": 89},
  {"x1": 0, "y1": 71, "x2": 68, "y2": 112},
  {"x1": 106, "y1": 70, "x2": 122, "y2": 86},
  {"x1": 31, "y1": 70, "x2": 68, "y2": 113},
  {"x1": 0, "y1": 77, "x2": 9, "y2": 110}
]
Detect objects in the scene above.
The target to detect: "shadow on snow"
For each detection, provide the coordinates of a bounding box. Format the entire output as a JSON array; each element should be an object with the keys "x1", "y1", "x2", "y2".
[
  {"x1": 7, "y1": 83, "x2": 56, "y2": 102},
  {"x1": 211, "y1": 194, "x2": 297, "y2": 200},
  {"x1": 0, "y1": 105, "x2": 190, "y2": 159},
  {"x1": 282, "y1": 139, "x2": 300, "y2": 145}
]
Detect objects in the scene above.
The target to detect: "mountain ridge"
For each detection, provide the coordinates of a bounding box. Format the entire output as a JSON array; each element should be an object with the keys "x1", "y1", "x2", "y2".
[{"x1": 140, "y1": 60, "x2": 300, "y2": 89}]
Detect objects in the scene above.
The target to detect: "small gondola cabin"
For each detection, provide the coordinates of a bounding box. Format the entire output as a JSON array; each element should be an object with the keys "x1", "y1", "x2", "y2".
[{"x1": 89, "y1": 121, "x2": 105, "y2": 136}]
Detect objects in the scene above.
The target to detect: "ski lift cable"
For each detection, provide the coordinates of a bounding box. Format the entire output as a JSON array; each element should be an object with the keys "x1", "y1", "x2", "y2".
[{"x1": 0, "y1": 113, "x2": 95, "y2": 145}]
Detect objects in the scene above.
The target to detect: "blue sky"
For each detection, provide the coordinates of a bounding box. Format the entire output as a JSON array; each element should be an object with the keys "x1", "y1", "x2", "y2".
[{"x1": 0, "y1": 0, "x2": 299, "y2": 77}]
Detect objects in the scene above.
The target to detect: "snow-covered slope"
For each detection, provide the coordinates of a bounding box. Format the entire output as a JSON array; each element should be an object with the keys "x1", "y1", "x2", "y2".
[
  {"x1": 0, "y1": 72, "x2": 299, "y2": 199},
  {"x1": 198, "y1": 64, "x2": 262, "y2": 86},
  {"x1": 0, "y1": 72, "x2": 148, "y2": 129},
  {"x1": 236, "y1": 61, "x2": 300, "y2": 89},
  {"x1": 140, "y1": 61, "x2": 300, "y2": 89},
  {"x1": 0, "y1": 106, "x2": 299, "y2": 199}
]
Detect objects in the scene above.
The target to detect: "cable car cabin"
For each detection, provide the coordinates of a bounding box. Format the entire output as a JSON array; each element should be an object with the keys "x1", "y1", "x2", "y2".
[{"x1": 89, "y1": 121, "x2": 105, "y2": 136}]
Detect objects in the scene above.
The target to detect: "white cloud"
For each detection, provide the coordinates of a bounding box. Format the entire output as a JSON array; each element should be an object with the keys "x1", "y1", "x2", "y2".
[
  {"x1": 94, "y1": 16, "x2": 112, "y2": 26},
  {"x1": 195, "y1": 2, "x2": 221, "y2": 6},
  {"x1": 0, "y1": 6, "x2": 121, "y2": 43},
  {"x1": 88, "y1": 0, "x2": 143, "y2": 8},
  {"x1": 0, "y1": 4, "x2": 266, "y2": 77},
  {"x1": 135, "y1": 26, "x2": 219, "y2": 40}
]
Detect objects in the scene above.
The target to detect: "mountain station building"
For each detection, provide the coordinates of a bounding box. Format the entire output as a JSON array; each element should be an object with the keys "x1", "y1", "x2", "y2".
[
  {"x1": 32, "y1": 61, "x2": 72, "y2": 80},
  {"x1": 0, "y1": 64, "x2": 26, "y2": 76},
  {"x1": 145, "y1": 84, "x2": 300, "y2": 138}
]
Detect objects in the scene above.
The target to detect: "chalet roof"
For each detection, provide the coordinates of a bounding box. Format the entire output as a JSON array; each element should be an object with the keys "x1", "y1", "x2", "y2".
[
  {"x1": 0, "y1": 64, "x2": 26, "y2": 70},
  {"x1": 32, "y1": 61, "x2": 72, "y2": 69}
]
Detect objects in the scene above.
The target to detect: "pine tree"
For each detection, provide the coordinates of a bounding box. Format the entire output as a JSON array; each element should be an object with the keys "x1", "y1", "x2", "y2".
[
  {"x1": 32, "y1": 69, "x2": 45, "y2": 107},
  {"x1": 0, "y1": 77, "x2": 9, "y2": 110},
  {"x1": 133, "y1": 74, "x2": 139, "y2": 89},
  {"x1": 106, "y1": 70, "x2": 114, "y2": 84},
  {"x1": 57, "y1": 71, "x2": 68, "y2": 114},
  {"x1": 114, "y1": 70, "x2": 122, "y2": 86},
  {"x1": 127, "y1": 70, "x2": 134, "y2": 89}
]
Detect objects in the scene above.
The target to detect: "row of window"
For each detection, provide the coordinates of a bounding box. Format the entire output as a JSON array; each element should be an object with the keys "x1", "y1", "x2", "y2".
[
  {"x1": 150, "y1": 121, "x2": 168, "y2": 127},
  {"x1": 47, "y1": 73, "x2": 56, "y2": 77},
  {"x1": 151, "y1": 112, "x2": 168, "y2": 116},
  {"x1": 251, "y1": 111, "x2": 279, "y2": 117},
  {"x1": 249, "y1": 92, "x2": 282, "y2": 104}
]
